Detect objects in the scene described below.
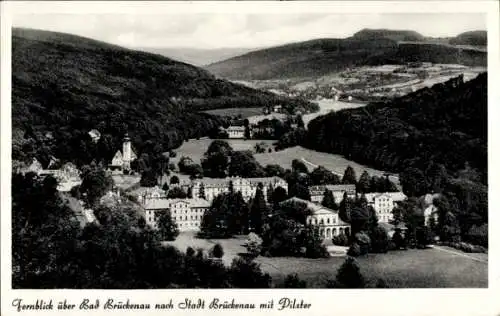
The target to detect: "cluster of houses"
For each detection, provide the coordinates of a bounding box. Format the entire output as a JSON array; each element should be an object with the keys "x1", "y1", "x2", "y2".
[
  {"x1": 18, "y1": 157, "x2": 82, "y2": 192},
  {"x1": 134, "y1": 176, "x2": 414, "y2": 239}
]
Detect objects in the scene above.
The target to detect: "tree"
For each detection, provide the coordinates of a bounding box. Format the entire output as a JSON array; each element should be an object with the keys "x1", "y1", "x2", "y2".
[
  {"x1": 415, "y1": 226, "x2": 433, "y2": 248},
  {"x1": 229, "y1": 257, "x2": 271, "y2": 288},
  {"x1": 162, "y1": 182, "x2": 169, "y2": 192},
  {"x1": 271, "y1": 186, "x2": 288, "y2": 208},
  {"x1": 157, "y1": 212, "x2": 179, "y2": 241},
  {"x1": 245, "y1": 233, "x2": 263, "y2": 258},
  {"x1": 310, "y1": 166, "x2": 340, "y2": 185},
  {"x1": 392, "y1": 228, "x2": 407, "y2": 250},
  {"x1": 342, "y1": 166, "x2": 357, "y2": 184},
  {"x1": 250, "y1": 184, "x2": 267, "y2": 234},
  {"x1": 229, "y1": 151, "x2": 265, "y2": 178},
  {"x1": 264, "y1": 164, "x2": 285, "y2": 177},
  {"x1": 370, "y1": 226, "x2": 389, "y2": 253},
  {"x1": 357, "y1": 171, "x2": 371, "y2": 193},
  {"x1": 140, "y1": 169, "x2": 157, "y2": 187},
  {"x1": 400, "y1": 167, "x2": 427, "y2": 197},
  {"x1": 210, "y1": 243, "x2": 224, "y2": 259},
  {"x1": 283, "y1": 274, "x2": 306, "y2": 288},
  {"x1": 334, "y1": 257, "x2": 365, "y2": 288},
  {"x1": 166, "y1": 187, "x2": 187, "y2": 199},
  {"x1": 201, "y1": 140, "x2": 233, "y2": 178},
  {"x1": 80, "y1": 167, "x2": 113, "y2": 208},
  {"x1": 339, "y1": 192, "x2": 352, "y2": 223},
  {"x1": 291, "y1": 159, "x2": 308, "y2": 174},
  {"x1": 321, "y1": 189, "x2": 337, "y2": 210},
  {"x1": 170, "y1": 175, "x2": 180, "y2": 185}
]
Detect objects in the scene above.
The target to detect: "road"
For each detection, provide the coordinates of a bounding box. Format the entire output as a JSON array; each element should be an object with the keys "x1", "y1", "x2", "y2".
[{"x1": 430, "y1": 245, "x2": 488, "y2": 264}]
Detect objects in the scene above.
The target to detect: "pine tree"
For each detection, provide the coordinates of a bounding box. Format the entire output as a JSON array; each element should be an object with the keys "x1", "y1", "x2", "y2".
[
  {"x1": 342, "y1": 166, "x2": 357, "y2": 184},
  {"x1": 250, "y1": 185, "x2": 267, "y2": 234},
  {"x1": 321, "y1": 189, "x2": 337, "y2": 210},
  {"x1": 335, "y1": 257, "x2": 365, "y2": 288},
  {"x1": 357, "y1": 171, "x2": 371, "y2": 193},
  {"x1": 339, "y1": 192, "x2": 351, "y2": 223}
]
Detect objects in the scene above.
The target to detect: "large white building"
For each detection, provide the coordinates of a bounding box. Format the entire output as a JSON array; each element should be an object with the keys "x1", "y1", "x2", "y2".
[
  {"x1": 143, "y1": 198, "x2": 210, "y2": 231},
  {"x1": 191, "y1": 176, "x2": 288, "y2": 202},
  {"x1": 363, "y1": 192, "x2": 407, "y2": 223},
  {"x1": 226, "y1": 126, "x2": 246, "y2": 139},
  {"x1": 309, "y1": 184, "x2": 356, "y2": 204},
  {"x1": 281, "y1": 197, "x2": 350, "y2": 240}
]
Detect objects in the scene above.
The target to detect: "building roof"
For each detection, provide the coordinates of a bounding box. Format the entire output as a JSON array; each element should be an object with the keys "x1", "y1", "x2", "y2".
[
  {"x1": 227, "y1": 126, "x2": 245, "y2": 131},
  {"x1": 364, "y1": 192, "x2": 407, "y2": 203},
  {"x1": 309, "y1": 184, "x2": 356, "y2": 194},
  {"x1": 194, "y1": 176, "x2": 286, "y2": 188},
  {"x1": 143, "y1": 198, "x2": 210, "y2": 210},
  {"x1": 281, "y1": 197, "x2": 349, "y2": 225}
]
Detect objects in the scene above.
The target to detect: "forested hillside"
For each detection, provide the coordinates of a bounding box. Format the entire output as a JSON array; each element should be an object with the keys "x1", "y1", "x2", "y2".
[
  {"x1": 12, "y1": 28, "x2": 311, "y2": 166},
  {"x1": 449, "y1": 31, "x2": 487, "y2": 46},
  {"x1": 205, "y1": 29, "x2": 487, "y2": 80},
  {"x1": 305, "y1": 73, "x2": 487, "y2": 183}
]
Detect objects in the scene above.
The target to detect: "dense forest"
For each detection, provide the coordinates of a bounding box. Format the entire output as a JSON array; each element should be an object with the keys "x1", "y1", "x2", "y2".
[
  {"x1": 12, "y1": 28, "x2": 313, "y2": 167},
  {"x1": 305, "y1": 73, "x2": 487, "y2": 182}
]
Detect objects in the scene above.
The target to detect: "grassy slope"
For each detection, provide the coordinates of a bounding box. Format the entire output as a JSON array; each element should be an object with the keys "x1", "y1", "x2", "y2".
[{"x1": 205, "y1": 29, "x2": 487, "y2": 80}]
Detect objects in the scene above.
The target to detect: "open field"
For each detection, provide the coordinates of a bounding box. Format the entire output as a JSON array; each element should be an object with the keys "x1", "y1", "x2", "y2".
[
  {"x1": 171, "y1": 138, "x2": 275, "y2": 164},
  {"x1": 171, "y1": 138, "x2": 398, "y2": 183},
  {"x1": 254, "y1": 146, "x2": 398, "y2": 183},
  {"x1": 203, "y1": 107, "x2": 265, "y2": 118},
  {"x1": 303, "y1": 99, "x2": 366, "y2": 128},
  {"x1": 164, "y1": 233, "x2": 487, "y2": 288}
]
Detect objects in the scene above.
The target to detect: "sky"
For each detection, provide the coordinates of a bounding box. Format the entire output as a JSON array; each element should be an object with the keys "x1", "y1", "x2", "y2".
[{"x1": 12, "y1": 12, "x2": 486, "y2": 49}]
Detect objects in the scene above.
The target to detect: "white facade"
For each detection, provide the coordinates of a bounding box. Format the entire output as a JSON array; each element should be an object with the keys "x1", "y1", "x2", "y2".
[
  {"x1": 364, "y1": 192, "x2": 407, "y2": 223},
  {"x1": 143, "y1": 198, "x2": 210, "y2": 232},
  {"x1": 227, "y1": 126, "x2": 245, "y2": 139},
  {"x1": 309, "y1": 184, "x2": 356, "y2": 204},
  {"x1": 191, "y1": 176, "x2": 288, "y2": 202},
  {"x1": 282, "y1": 197, "x2": 350, "y2": 241}
]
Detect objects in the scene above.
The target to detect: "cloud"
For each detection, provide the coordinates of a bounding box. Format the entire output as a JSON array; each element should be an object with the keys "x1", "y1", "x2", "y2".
[{"x1": 12, "y1": 12, "x2": 486, "y2": 49}]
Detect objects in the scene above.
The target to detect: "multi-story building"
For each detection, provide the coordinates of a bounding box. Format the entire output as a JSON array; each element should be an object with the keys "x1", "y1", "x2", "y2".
[
  {"x1": 143, "y1": 198, "x2": 210, "y2": 232},
  {"x1": 226, "y1": 126, "x2": 246, "y2": 139},
  {"x1": 309, "y1": 184, "x2": 356, "y2": 204},
  {"x1": 191, "y1": 176, "x2": 288, "y2": 202},
  {"x1": 280, "y1": 197, "x2": 350, "y2": 240},
  {"x1": 363, "y1": 192, "x2": 407, "y2": 223}
]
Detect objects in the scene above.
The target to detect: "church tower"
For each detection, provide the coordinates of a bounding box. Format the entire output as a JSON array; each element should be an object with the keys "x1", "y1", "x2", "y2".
[{"x1": 122, "y1": 133, "x2": 132, "y2": 170}]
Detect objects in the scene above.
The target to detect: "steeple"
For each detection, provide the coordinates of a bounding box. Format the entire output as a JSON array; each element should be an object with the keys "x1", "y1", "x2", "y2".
[{"x1": 122, "y1": 133, "x2": 132, "y2": 170}]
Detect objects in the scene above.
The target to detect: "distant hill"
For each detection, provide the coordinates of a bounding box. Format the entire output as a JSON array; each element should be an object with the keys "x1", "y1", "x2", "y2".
[
  {"x1": 449, "y1": 30, "x2": 487, "y2": 46},
  {"x1": 205, "y1": 29, "x2": 487, "y2": 80},
  {"x1": 352, "y1": 28, "x2": 424, "y2": 42},
  {"x1": 12, "y1": 28, "x2": 311, "y2": 166},
  {"x1": 305, "y1": 73, "x2": 487, "y2": 178},
  {"x1": 137, "y1": 47, "x2": 259, "y2": 66}
]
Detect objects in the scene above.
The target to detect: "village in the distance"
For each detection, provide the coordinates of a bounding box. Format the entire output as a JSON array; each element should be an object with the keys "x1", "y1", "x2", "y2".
[{"x1": 10, "y1": 14, "x2": 488, "y2": 293}]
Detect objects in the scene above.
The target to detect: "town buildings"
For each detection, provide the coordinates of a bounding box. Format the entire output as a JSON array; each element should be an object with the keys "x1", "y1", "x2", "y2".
[
  {"x1": 191, "y1": 176, "x2": 288, "y2": 202},
  {"x1": 143, "y1": 198, "x2": 210, "y2": 231},
  {"x1": 309, "y1": 184, "x2": 356, "y2": 204},
  {"x1": 363, "y1": 192, "x2": 407, "y2": 223},
  {"x1": 281, "y1": 197, "x2": 351, "y2": 240}
]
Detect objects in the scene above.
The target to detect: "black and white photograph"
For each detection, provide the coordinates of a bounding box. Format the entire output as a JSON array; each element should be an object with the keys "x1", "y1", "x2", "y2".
[{"x1": 1, "y1": 1, "x2": 498, "y2": 310}]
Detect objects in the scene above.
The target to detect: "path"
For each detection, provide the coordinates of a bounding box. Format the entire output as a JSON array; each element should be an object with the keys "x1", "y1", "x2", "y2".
[
  {"x1": 431, "y1": 245, "x2": 488, "y2": 264},
  {"x1": 301, "y1": 157, "x2": 343, "y2": 176}
]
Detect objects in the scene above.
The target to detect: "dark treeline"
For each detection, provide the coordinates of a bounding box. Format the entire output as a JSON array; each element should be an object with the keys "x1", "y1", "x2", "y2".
[
  {"x1": 12, "y1": 28, "x2": 314, "y2": 168},
  {"x1": 305, "y1": 73, "x2": 487, "y2": 183}
]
